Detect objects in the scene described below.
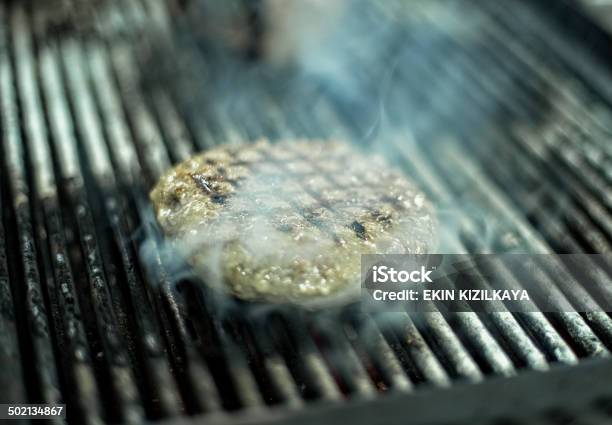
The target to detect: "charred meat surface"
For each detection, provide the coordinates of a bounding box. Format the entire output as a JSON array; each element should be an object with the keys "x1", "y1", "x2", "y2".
[{"x1": 150, "y1": 140, "x2": 436, "y2": 306}]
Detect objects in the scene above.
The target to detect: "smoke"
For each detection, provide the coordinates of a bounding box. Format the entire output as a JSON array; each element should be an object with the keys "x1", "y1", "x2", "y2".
[
  {"x1": 142, "y1": 140, "x2": 437, "y2": 313},
  {"x1": 131, "y1": 0, "x2": 556, "y2": 316}
]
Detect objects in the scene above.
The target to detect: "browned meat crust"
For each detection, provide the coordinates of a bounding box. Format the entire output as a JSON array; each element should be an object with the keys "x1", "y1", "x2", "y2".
[{"x1": 150, "y1": 140, "x2": 436, "y2": 306}]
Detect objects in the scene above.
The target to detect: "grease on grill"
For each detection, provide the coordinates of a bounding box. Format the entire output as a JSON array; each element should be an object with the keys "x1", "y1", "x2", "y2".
[{"x1": 150, "y1": 140, "x2": 436, "y2": 306}]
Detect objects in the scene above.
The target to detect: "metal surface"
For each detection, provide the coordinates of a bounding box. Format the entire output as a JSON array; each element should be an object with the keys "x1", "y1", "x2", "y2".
[
  {"x1": 0, "y1": 0, "x2": 611, "y2": 424},
  {"x1": 158, "y1": 357, "x2": 612, "y2": 425}
]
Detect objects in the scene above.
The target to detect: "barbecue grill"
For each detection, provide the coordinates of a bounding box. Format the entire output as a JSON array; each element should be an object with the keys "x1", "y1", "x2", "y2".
[{"x1": 1, "y1": 0, "x2": 612, "y2": 424}]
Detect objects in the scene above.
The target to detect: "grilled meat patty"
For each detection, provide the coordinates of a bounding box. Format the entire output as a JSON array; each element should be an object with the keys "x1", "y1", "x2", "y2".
[{"x1": 150, "y1": 140, "x2": 436, "y2": 306}]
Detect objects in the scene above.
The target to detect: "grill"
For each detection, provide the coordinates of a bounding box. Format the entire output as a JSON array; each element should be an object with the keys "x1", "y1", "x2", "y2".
[{"x1": 1, "y1": 0, "x2": 612, "y2": 424}]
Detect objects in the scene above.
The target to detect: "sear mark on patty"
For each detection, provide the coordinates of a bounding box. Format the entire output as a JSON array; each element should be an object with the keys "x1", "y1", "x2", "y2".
[
  {"x1": 371, "y1": 210, "x2": 393, "y2": 226},
  {"x1": 211, "y1": 194, "x2": 227, "y2": 205},
  {"x1": 349, "y1": 220, "x2": 367, "y2": 240}
]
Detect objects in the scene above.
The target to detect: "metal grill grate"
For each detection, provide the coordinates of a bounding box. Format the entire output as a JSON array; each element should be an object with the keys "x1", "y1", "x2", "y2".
[{"x1": 0, "y1": 0, "x2": 612, "y2": 424}]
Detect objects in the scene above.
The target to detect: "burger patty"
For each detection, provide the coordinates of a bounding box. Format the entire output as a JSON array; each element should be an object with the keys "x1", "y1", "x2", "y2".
[{"x1": 150, "y1": 140, "x2": 436, "y2": 306}]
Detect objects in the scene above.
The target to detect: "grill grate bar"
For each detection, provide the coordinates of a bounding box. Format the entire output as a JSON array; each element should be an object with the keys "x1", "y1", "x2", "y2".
[
  {"x1": 432, "y1": 28, "x2": 612, "y2": 347},
  {"x1": 18, "y1": 9, "x2": 108, "y2": 424},
  {"x1": 53, "y1": 39, "x2": 146, "y2": 424},
  {"x1": 0, "y1": 102, "x2": 28, "y2": 407},
  {"x1": 432, "y1": 145, "x2": 610, "y2": 355},
  {"x1": 391, "y1": 3, "x2": 612, "y2": 353},
  {"x1": 394, "y1": 33, "x2": 608, "y2": 344},
  {"x1": 227, "y1": 317, "x2": 305, "y2": 407},
  {"x1": 541, "y1": 132, "x2": 612, "y2": 247},
  {"x1": 461, "y1": 5, "x2": 612, "y2": 256},
  {"x1": 309, "y1": 317, "x2": 380, "y2": 396},
  {"x1": 64, "y1": 35, "x2": 220, "y2": 416},
  {"x1": 82, "y1": 33, "x2": 225, "y2": 417},
  {"x1": 0, "y1": 3, "x2": 63, "y2": 412},
  {"x1": 269, "y1": 315, "x2": 343, "y2": 401},
  {"x1": 31, "y1": 5, "x2": 196, "y2": 419},
  {"x1": 85, "y1": 4, "x2": 264, "y2": 415},
  {"x1": 346, "y1": 314, "x2": 414, "y2": 392},
  {"x1": 394, "y1": 37, "x2": 612, "y2": 348},
  {"x1": 389, "y1": 138, "x2": 575, "y2": 366},
  {"x1": 414, "y1": 8, "x2": 612, "y2": 280},
  {"x1": 477, "y1": 0, "x2": 612, "y2": 215}
]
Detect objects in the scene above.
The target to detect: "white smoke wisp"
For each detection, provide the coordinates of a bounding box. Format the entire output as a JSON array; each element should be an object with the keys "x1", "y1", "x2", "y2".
[{"x1": 133, "y1": 0, "x2": 539, "y2": 320}]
